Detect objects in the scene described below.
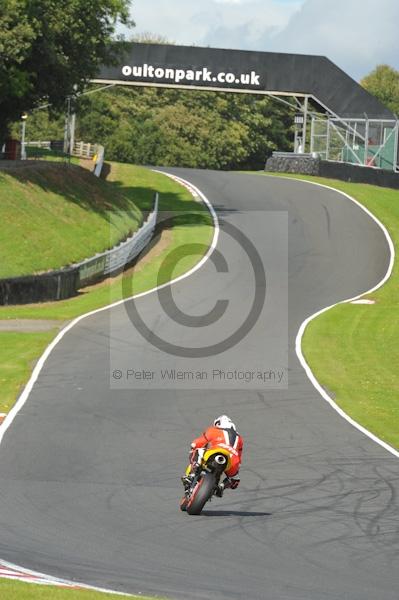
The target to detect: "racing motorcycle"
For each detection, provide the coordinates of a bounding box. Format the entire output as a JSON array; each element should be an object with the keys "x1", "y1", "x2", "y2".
[{"x1": 180, "y1": 446, "x2": 232, "y2": 515}]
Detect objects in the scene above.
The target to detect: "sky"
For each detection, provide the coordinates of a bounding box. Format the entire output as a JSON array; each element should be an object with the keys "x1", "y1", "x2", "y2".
[{"x1": 127, "y1": 0, "x2": 399, "y2": 81}]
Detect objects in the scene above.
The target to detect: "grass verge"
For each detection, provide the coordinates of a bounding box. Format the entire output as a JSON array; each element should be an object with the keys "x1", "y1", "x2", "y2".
[
  {"x1": 0, "y1": 579, "x2": 163, "y2": 599},
  {"x1": 0, "y1": 162, "x2": 213, "y2": 414},
  {"x1": 261, "y1": 172, "x2": 399, "y2": 449},
  {"x1": 0, "y1": 331, "x2": 57, "y2": 413}
]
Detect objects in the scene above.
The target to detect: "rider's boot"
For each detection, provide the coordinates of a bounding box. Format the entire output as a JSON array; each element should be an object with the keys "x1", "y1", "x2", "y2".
[{"x1": 215, "y1": 482, "x2": 225, "y2": 497}]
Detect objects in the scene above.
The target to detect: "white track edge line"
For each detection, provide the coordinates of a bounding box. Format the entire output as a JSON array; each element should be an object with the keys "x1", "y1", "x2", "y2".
[
  {"x1": 0, "y1": 559, "x2": 131, "y2": 595},
  {"x1": 1, "y1": 171, "x2": 397, "y2": 592},
  {"x1": 0, "y1": 171, "x2": 219, "y2": 593},
  {"x1": 264, "y1": 173, "x2": 399, "y2": 458},
  {"x1": 0, "y1": 171, "x2": 219, "y2": 446}
]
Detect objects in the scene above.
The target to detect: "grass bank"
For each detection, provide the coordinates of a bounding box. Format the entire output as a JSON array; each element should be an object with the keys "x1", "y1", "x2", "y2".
[
  {"x1": 262, "y1": 173, "x2": 399, "y2": 449},
  {"x1": 0, "y1": 163, "x2": 143, "y2": 278},
  {"x1": 0, "y1": 162, "x2": 213, "y2": 413},
  {"x1": 0, "y1": 578, "x2": 163, "y2": 599}
]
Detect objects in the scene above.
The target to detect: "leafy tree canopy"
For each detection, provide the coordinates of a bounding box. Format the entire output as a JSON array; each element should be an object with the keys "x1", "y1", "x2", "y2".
[
  {"x1": 132, "y1": 32, "x2": 172, "y2": 45},
  {"x1": 361, "y1": 65, "x2": 399, "y2": 116},
  {"x1": 8, "y1": 28, "x2": 294, "y2": 170},
  {"x1": 20, "y1": 85, "x2": 294, "y2": 170},
  {"x1": 0, "y1": 0, "x2": 133, "y2": 140}
]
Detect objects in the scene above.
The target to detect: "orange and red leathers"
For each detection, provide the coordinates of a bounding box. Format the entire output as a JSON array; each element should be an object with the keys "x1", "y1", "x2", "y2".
[{"x1": 190, "y1": 426, "x2": 243, "y2": 478}]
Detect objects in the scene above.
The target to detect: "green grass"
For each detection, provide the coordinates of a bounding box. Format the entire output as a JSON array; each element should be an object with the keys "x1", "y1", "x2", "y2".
[
  {"x1": 0, "y1": 331, "x2": 56, "y2": 413},
  {"x1": 0, "y1": 162, "x2": 212, "y2": 320},
  {"x1": 0, "y1": 161, "x2": 213, "y2": 413},
  {"x1": 261, "y1": 172, "x2": 399, "y2": 449},
  {"x1": 0, "y1": 163, "x2": 143, "y2": 278},
  {"x1": 0, "y1": 578, "x2": 163, "y2": 599}
]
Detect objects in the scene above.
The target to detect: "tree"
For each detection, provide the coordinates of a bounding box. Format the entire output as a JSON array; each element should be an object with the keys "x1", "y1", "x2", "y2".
[
  {"x1": 15, "y1": 76, "x2": 294, "y2": 170},
  {"x1": 132, "y1": 32, "x2": 173, "y2": 45},
  {"x1": 76, "y1": 86, "x2": 293, "y2": 170},
  {"x1": 0, "y1": 0, "x2": 133, "y2": 144},
  {"x1": 361, "y1": 65, "x2": 399, "y2": 116}
]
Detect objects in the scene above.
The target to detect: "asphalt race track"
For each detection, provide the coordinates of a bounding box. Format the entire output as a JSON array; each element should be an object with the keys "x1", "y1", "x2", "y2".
[{"x1": 1, "y1": 170, "x2": 398, "y2": 600}]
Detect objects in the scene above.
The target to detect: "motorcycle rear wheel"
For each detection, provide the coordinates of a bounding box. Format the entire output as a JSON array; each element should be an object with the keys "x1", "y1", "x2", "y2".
[{"x1": 187, "y1": 472, "x2": 216, "y2": 515}]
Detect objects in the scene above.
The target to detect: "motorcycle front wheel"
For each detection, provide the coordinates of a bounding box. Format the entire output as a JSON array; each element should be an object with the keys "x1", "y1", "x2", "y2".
[{"x1": 186, "y1": 472, "x2": 216, "y2": 515}]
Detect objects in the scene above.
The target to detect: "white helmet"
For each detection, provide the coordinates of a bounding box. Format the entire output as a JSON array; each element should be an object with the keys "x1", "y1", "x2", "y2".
[{"x1": 214, "y1": 415, "x2": 237, "y2": 431}]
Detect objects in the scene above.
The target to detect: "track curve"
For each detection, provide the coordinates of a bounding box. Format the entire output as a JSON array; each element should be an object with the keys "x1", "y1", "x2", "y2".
[{"x1": 1, "y1": 170, "x2": 398, "y2": 600}]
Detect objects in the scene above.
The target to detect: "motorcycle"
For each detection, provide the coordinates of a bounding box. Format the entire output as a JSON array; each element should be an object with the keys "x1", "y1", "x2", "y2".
[{"x1": 180, "y1": 446, "x2": 233, "y2": 515}]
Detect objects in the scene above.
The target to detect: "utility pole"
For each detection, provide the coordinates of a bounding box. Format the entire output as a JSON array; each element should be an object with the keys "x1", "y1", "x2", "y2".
[
  {"x1": 69, "y1": 83, "x2": 79, "y2": 156},
  {"x1": 21, "y1": 113, "x2": 28, "y2": 160},
  {"x1": 294, "y1": 113, "x2": 304, "y2": 153},
  {"x1": 70, "y1": 112, "x2": 76, "y2": 155},
  {"x1": 302, "y1": 96, "x2": 309, "y2": 153},
  {"x1": 63, "y1": 96, "x2": 71, "y2": 155}
]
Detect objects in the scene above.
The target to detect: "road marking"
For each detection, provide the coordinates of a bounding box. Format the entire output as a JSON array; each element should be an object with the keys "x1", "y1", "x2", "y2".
[
  {"x1": 0, "y1": 171, "x2": 219, "y2": 447},
  {"x1": 350, "y1": 298, "x2": 375, "y2": 304},
  {"x1": 0, "y1": 560, "x2": 81, "y2": 588},
  {"x1": 0, "y1": 559, "x2": 131, "y2": 595},
  {"x1": 1, "y1": 170, "x2": 397, "y2": 594},
  {"x1": 267, "y1": 175, "x2": 398, "y2": 459},
  {"x1": 0, "y1": 171, "x2": 219, "y2": 592},
  {"x1": 161, "y1": 172, "x2": 200, "y2": 198}
]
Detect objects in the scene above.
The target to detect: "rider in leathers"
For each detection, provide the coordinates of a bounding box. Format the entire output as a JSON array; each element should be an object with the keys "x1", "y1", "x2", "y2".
[{"x1": 182, "y1": 415, "x2": 243, "y2": 494}]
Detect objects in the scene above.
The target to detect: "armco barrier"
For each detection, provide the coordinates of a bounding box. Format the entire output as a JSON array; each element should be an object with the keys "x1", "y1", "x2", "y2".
[
  {"x1": 77, "y1": 193, "x2": 158, "y2": 287},
  {"x1": 0, "y1": 268, "x2": 79, "y2": 306},
  {"x1": 0, "y1": 194, "x2": 159, "y2": 305}
]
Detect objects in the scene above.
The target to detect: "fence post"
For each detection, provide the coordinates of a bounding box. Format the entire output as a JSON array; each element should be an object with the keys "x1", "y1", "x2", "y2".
[
  {"x1": 365, "y1": 117, "x2": 369, "y2": 166},
  {"x1": 326, "y1": 119, "x2": 331, "y2": 161},
  {"x1": 394, "y1": 121, "x2": 399, "y2": 173},
  {"x1": 310, "y1": 116, "x2": 315, "y2": 154}
]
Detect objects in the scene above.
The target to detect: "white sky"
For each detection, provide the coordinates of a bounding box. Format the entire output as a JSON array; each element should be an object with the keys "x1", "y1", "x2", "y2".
[{"x1": 126, "y1": 0, "x2": 399, "y2": 81}]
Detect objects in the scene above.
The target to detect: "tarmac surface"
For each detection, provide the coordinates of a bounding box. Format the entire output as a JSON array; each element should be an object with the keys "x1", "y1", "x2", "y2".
[{"x1": 0, "y1": 170, "x2": 398, "y2": 600}]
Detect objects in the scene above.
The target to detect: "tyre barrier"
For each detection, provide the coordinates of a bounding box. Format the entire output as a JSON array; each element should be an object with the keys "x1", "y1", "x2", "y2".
[
  {"x1": 265, "y1": 152, "x2": 320, "y2": 176},
  {"x1": 0, "y1": 193, "x2": 158, "y2": 306}
]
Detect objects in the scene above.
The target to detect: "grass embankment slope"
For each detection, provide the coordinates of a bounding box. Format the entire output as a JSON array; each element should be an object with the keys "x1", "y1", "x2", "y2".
[
  {"x1": 0, "y1": 162, "x2": 213, "y2": 414},
  {"x1": 0, "y1": 578, "x2": 163, "y2": 600},
  {"x1": 264, "y1": 173, "x2": 399, "y2": 449},
  {"x1": 0, "y1": 163, "x2": 143, "y2": 278}
]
